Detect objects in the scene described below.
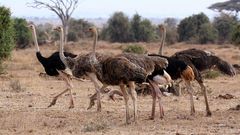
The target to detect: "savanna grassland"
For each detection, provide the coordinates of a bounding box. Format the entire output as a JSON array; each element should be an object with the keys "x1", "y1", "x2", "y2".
[{"x1": 0, "y1": 41, "x2": 239, "y2": 135}]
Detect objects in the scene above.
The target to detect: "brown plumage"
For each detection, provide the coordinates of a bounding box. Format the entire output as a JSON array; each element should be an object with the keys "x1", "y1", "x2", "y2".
[
  {"x1": 101, "y1": 56, "x2": 147, "y2": 85},
  {"x1": 181, "y1": 66, "x2": 195, "y2": 81}
]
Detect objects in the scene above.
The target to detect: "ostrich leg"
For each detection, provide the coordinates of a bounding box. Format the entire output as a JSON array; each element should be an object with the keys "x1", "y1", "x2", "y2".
[
  {"x1": 149, "y1": 80, "x2": 164, "y2": 119},
  {"x1": 198, "y1": 81, "x2": 212, "y2": 116},
  {"x1": 48, "y1": 71, "x2": 74, "y2": 108},
  {"x1": 184, "y1": 80, "x2": 195, "y2": 115},
  {"x1": 128, "y1": 81, "x2": 138, "y2": 122},
  {"x1": 120, "y1": 84, "x2": 130, "y2": 124}
]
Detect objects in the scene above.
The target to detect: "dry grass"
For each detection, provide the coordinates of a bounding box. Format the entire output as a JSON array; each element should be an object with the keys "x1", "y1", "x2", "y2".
[{"x1": 0, "y1": 41, "x2": 239, "y2": 134}]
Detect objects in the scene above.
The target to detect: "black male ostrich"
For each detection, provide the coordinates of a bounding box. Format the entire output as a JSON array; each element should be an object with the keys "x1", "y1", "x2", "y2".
[
  {"x1": 158, "y1": 24, "x2": 236, "y2": 116},
  {"x1": 27, "y1": 24, "x2": 77, "y2": 108}
]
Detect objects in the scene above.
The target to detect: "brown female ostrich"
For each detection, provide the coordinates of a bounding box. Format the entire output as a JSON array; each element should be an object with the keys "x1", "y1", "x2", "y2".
[
  {"x1": 55, "y1": 26, "x2": 165, "y2": 124},
  {"x1": 27, "y1": 24, "x2": 79, "y2": 109},
  {"x1": 158, "y1": 24, "x2": 236, "y2": 116}
]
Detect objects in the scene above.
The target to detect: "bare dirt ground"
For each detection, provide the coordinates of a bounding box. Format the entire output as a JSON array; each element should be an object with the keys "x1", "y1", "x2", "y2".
[{"x1": 0, "y1": 41, "x2": 239, "y2": 135}]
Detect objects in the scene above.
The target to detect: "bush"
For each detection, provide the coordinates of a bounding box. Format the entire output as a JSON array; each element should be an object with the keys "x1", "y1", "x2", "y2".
[
  {"x1": 177, "y1": 13, "x2": 217, "y2": 44},
  {"x1": 69, "y1": 18, "x2": 93, "y2": 40},
  {"x1": 67, "y1": 31, "x2": 78, "y2": 42},
  {"x1": 198, "y1": 23, "x2": 218, "y2": 44},
  {"x1": 123, "y1": 44, "x2": 146, "y2": 54},
  {"x1": 204, "y1": 70, "x2": 221, "y2": 79},
  {"x1": 231, "y1": 24, "x2": 240, "y2": 46},
  {"x1": 13, "y1": 18, "x2": 32, "y2": 48},
  {"x1": 213, "y1": 13, "x2": 238, "y2": 44},
  {"x1": 164, "y1": 18, "x2": 179, "y2": 45},
  {"x1": 107, "y1": 12, "x2": 132, "y2": 42},
  {"x1": 0, "y1": 6, "x2": 15, "y2": 73}
]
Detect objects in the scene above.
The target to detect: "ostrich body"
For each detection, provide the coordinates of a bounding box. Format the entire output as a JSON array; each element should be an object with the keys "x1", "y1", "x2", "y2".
[
  {"x1": 28, "y1": 24, "x2": 78, "y2": 108},
  {"x1": 172, "y1": 48, "x2": 236, "y2": 77}
]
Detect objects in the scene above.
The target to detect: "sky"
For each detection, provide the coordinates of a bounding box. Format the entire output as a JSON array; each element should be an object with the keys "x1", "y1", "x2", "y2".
[{"x1": 0, "y1": 0, "x2": 227, "y2": 19}]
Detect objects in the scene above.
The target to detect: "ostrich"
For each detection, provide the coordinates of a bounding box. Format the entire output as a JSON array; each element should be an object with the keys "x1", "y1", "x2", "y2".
[
  {"x1": 54, "y1": 26, "x2": 169, "y2": 123},
  {"x1": 157, "y1": 24, "x2": 236, "y2": 116},
  {"x1": 27, "y1": 24, "x2": 78, "y2": 109}
]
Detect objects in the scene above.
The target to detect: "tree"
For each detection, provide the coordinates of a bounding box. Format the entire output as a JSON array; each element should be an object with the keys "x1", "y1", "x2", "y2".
[
  {"x1": 177, "y1": 13, "x2": 214, "y2": 44},
  {"x1": 213, "y1": 13, "x2": 238, "y2": 44},
  {"x1": 68, "y1": 18, "x2": 93, "y2": 40},
  {"x1": 107, "y1": 12, "x2": 132, "y2": 42},
  {"x1": 164, "y1": 18, "x2": 179, "y2": 44},
  {"x1": 209, "y1": 0, "x2": 240, "y2": 16},
  {"x1": 138, "y1": 19, "x2": 156, "y2": 42},
  {"x1": 130, "y1": 13, "x2": 141, "y2": 41},
  {"x1": 198, "y1": 23, "x2": 218, "y2": 44},
  {"x1": 0, "y1": 6, "x2": 15, "y2": 73},
  {"x1": 232, "y1": 24, "x2": 240, "y2": 45},
  {"x1": 29, "y1": 0, "x2": 78, "y2": 44},
  {"x1": 130, "y1": 13, "x2": 156, "y2": 42},
  {"x1": 13, "y1": 18, "x2": 32, "y2": 48}
]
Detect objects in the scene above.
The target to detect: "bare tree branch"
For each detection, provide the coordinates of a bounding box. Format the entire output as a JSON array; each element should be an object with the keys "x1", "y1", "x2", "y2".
[{"x1": 28, "y1": 0, "x2": 79, "y2": 43}]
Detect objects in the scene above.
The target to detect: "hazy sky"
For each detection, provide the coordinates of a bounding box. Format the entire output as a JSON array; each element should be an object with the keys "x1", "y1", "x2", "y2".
[{"x1": 0, "y1": 0, "x2": 226, "y2": 18}]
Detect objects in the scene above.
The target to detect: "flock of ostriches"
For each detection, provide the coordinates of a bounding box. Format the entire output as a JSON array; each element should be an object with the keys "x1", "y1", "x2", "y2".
[{"x1": 27, "y1": 23, "x2": 236, "y2": 124}]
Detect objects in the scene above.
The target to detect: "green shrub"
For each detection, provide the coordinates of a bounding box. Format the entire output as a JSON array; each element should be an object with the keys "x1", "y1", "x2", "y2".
[
  {"x1": 123, "y1": 44, "x2": 146, "y2": 54},
  {"x1": 204, "y1": 70, "x2": 221, "y2": 79},
  {"x1": 0, "y1": 6, "x2": 15, "y2": 74},
  {"x1": 67, "y1": 31, "x2": 78, "y2": 42},
  {"x1": 232, "y1": 24, "x2": 240, "y2": 46},
  {"x1": 177, "y1": 13, "x2": 217, "y2": 44},
  {"x1": 13, "y1": 18, "x2": 32, "y2": 48},
  {"x1": 213, "y1": 13, "x2": 238, "y2": 44}
]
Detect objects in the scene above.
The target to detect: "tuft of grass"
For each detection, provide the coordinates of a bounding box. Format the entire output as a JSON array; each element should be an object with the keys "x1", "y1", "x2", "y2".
[
  {"x1": 81, "y1": 118, "x2": 109, "y2": 132},
  {"x1": 122, "y1": 44, "x2": 146, "y2": 54},
  {"x1": 0, "y1": 63, "x2": 6, "y2": 75},
  {"x1": 204, "y1": 70, "x2": 221, "y2": 79},
  {"x1": 9, "y1": 79, "x2": 25, "y2": 93}
]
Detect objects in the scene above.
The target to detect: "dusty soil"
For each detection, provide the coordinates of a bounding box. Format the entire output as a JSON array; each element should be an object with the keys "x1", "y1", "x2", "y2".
[{"x1": 0, "y1": 41, "x2": 239, "y2": 135}]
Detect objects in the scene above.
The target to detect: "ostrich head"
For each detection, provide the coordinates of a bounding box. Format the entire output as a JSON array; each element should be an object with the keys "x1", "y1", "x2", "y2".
[
  {"x1": 211, "y1": 56, "x2": 236, "y2": 77},
  {"x1": 88, "y1": 26, "x2": 98, "y2": 34},
  {"x1": 53, "y1": 26, "x2": 63, "y2": 32},
  {"x1": 158, "y1": 24, "x2": 165, "y2": 32},
  {"x1": 27, "y1": 24, "x2": 35, "y2": 30}
]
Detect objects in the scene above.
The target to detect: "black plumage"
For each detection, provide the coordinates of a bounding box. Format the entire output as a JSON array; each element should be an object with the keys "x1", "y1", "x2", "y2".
[
  {"x1": 36, "y1": 51, "x2": 77, "y2": 76},
  {"x1": 172, "y1": 48, "x2": 236, "y2": 79},
  {"x1": 148, "y1": 54, "x2": 191, "y2": 80}
]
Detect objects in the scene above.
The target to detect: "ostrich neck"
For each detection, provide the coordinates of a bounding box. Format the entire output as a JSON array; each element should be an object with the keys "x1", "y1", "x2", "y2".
[
  {"x1": 92, "y1": 31, "x2": 98, "y2": 55},
  {"x1": 158, "y1": 28, "x2": 166, "y2": 55},
  {"x1": 59, "y1": 29, "x2": 68, "y2": 67},
  {"x1": 32, "y1": 27, "x2": 40, "y2": 52}
]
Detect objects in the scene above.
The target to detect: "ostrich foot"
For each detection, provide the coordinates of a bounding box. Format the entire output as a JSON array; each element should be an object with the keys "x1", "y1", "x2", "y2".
[
  {"x1": 206, "y1": 111, "x2": 212, "y2": 117},
  {"x1": 69, "y1": 100, "x2": 74, "y2": 109},
  {"x1": 48, "y1": 98, "x2": 57, "y2": 108},
  {"x1": 87, "y1": 100, "x2": 95, "y2": 110}
]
